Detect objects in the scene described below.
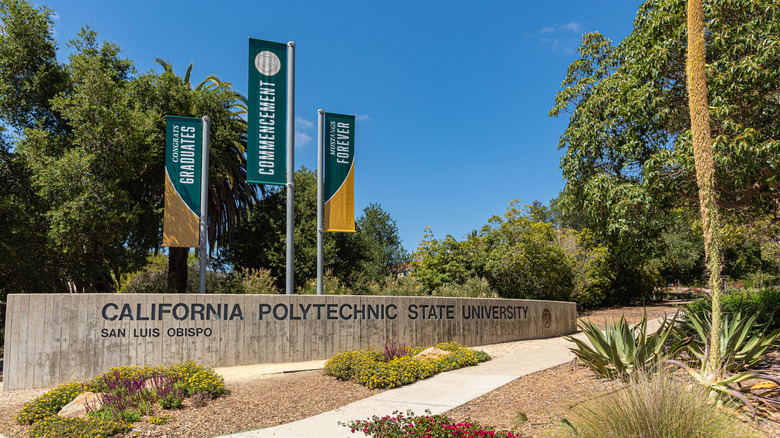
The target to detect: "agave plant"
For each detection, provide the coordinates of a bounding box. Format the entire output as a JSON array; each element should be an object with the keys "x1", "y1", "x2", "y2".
[
  {"x1": 663, "y1": 309, "x2": 780, "y2": 417},
  {"x1": 566, "y1": 311, "x2": 689, "y2": 381},
  {"x1": 679, "y1": 310, "x2": 780, "y2": 372}
]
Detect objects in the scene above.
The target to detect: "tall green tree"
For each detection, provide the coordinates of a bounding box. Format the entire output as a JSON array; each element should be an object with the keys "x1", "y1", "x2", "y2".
[
  {"x1": 132, "y1": 60, "x2": 259, "y2": 293},
  {"x1": 0, "y1": 0, "x2": 68, "y2": 133},
  {"x1": 0, "y1": 0, "x2": 258, "y2": 292},
  {"x1": 550, "y1": 0, "x2": 779, "y2": 243},
  {"x1": 220, "y1": 168, "x2": 407, "y2": 292}
]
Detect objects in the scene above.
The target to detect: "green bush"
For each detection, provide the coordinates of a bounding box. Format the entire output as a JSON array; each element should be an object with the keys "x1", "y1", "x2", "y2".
[
  {"x1": 324, "y1": 342, "x2": 490, "y2": 389},
  {"x1": 296, "y1": 270, "x2": 352, "y2": 295},
  {"x1": 554, "y1": 370, "x2": 761, "y2": 438},
  {"x1": 220, "y1": 268, "x2": 279, "y2": 294},
  {"x1": 28, "y1": 415, "x2": 130, "y2": 438},
  {"x1": 119, "y1": 254, "x2": 233, "y2": 294},
  {"x1": 375, "y1": 275, "x2": 428, "y2": 296},
  {"x1": 558, "y1": 229, "x2": 614, "y2": 309},
  {"x1": 432, "y1": 276, "x2": 498, "y2": 298}
]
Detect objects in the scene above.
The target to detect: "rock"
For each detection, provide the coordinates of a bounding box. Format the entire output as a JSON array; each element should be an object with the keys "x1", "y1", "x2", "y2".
[
  {"x1": 58, "y1": 391, "x2": 103, "y2": 418},
  {"x1": 414, "y1": 347, "x2": 452, "y2": 360}
]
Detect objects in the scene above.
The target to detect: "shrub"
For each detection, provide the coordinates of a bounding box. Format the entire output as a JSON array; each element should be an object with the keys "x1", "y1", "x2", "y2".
[
  {"x1": 16, "y1": 381, "x2": 88, "y2": 425},
  {"x1": 28, "y1": 415, "x2": 130, "y2": 438},
  {"x1": 558, "y1": 229, "x2": 614, "y2": 309},
  {"x1": 324, "y1": 342, "x2": 490, "y2": 389},
  {"x1": 378, "y1": 275, "x2": 427, "y2": 296},
  {"x1": 296, "y1": 270, "x2": 353, "y2": 295},
  {"x1": 554, "y1": 370, "x2": 761, "y2": 438},
  {"x1": 342, "y1": 410, "x2": 520, "y2": 438},
  {"x1": 228, "y1": 267, "x2": 279, "y2": 294},
  {"x1": 432, "y1": 277, "x2": 498, "y2": 298}
]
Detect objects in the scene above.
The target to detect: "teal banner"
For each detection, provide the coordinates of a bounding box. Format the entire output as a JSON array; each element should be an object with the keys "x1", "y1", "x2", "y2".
[
  {"x1": 247, "y1": 38, "x2": 287, "y2": 185},
  {"x1": 163, "y1": 116, "x2": 202, "y2": 247},
  {"x1": 324, "y1": 113, "x2": 356, "y2": 232}
]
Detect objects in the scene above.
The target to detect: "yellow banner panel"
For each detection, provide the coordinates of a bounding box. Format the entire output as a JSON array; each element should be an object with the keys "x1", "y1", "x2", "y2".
[
  {"x1": 163, "y1": 171, "x2": 200, "y2": 247},
  {"x1": 324, "y1": 163, "x2": 355, "y2": 232}
]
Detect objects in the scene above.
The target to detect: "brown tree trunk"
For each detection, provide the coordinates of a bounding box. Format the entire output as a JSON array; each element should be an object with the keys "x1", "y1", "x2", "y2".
[{"x1": 167, "y1": 247, "x2": 189, "y2": 293}]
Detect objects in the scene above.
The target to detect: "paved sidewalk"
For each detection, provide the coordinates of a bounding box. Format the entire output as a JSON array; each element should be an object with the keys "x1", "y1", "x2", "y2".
[{"x1": 216, "y1": 318, "x2": 662, "y2": 438}]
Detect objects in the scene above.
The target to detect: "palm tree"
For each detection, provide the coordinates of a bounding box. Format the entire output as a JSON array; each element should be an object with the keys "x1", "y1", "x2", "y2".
[{"x1": 152, "y1": 60, "x2": 261, "y2": 293}]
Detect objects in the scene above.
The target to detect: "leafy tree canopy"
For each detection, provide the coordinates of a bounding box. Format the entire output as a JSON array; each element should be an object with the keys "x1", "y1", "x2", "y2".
[{"x1": 550, "y1": 0, "x2": 779, "y2": 246}]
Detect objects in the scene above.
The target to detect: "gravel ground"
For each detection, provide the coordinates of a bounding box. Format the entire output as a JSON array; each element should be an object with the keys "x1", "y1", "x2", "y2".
[{"x1": 1, "y1": 302, "x2": 778, "y2": 437}]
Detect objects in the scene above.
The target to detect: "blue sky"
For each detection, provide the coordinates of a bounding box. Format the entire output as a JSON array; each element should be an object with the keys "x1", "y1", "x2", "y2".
[{"x1": 44, "y1": 0, "x2": 643, "y2": 252}]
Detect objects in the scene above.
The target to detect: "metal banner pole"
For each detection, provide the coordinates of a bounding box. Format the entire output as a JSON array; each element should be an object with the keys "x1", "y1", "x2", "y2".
[
  {"x1": 285, "y1": 42, "x2": 296, "y2": 295},
  {"x1": 316, "y1": 109, "x2": 324, "y2": 295},
  {"x1": 199, "y1": 116, "x2": 210, "y2": 294}
]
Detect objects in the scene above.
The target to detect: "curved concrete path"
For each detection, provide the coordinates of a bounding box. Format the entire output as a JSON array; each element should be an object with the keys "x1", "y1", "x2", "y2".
[{"x1": 216, "y1": 318, "x2": 662, "y2": 438}]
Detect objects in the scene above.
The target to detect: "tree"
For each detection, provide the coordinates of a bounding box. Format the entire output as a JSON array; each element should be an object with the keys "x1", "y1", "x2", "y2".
[
  {"x1": 131, "y1": 60, "x2": 259, "y2": 293},
  {"x1": 0, "y1": 129, "x2": 63, "y2": 296},
  {"x1": 0, "y1": 0, "x2": 258, "y2": 292},
  {"x1": 220, "y1": 168, "x2": 407, "y2": 292},
  {"x1": 356, "y1": 203, "x2": 410, "y2": 275},
  {"x1": 550, "y1": 0, "x2": 779, "y2": 247},
  {"x1": 0, "y1": 0, "x2": 68, "y2": 133},
  {"x1": 549, "y1": 0, "x2": 778, "y2": 303}
]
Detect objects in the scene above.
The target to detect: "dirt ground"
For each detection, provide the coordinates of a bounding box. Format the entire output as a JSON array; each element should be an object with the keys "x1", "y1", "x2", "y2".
[{"x1": 1, "y1": 302, "x2": 778, "y2": 437}]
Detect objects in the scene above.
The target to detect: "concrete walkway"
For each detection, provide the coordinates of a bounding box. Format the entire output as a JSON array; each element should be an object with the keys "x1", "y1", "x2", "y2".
[{"x1": 216, "y1": 318, "x2": 662, "y2": 438}]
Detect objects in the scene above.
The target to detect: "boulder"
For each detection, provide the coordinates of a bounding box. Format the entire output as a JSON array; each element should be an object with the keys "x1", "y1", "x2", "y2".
[
  {"x1": 58, "y1": 391, "x2": 103, "y2": 419},
  {"x1": 414, "y1": 347, "x2": 452, "y2": 360}
]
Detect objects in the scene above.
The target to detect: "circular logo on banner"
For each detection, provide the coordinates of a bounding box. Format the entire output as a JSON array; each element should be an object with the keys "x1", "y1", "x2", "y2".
[{"x1": 255, "y1": 51, "x2": 281, "y2": 76}]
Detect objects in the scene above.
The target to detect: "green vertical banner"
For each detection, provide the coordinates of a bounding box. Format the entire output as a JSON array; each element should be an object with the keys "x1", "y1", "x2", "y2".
[
  {"x1": 324, "y1": 113, "x2": 356, "y2": 232},
  {"x1": 247, "y1": 38, "x2": 287, "y2": 185},
  {"x1": 163, "y1": 116, "x2": 203, "y2": 247}
]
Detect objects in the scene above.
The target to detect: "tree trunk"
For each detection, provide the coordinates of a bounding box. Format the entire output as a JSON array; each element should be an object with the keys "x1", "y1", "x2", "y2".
[
  {"x1": 687, "y1": 0, "x2": 723, "y2": 370},
  {"x1": 167, "y1": 247, "x2": 189, "y2": 294}
]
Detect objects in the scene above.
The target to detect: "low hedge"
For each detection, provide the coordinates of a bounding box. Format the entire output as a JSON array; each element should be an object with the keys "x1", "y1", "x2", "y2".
[{"x1": 324, "y1": 342, "x2": 490, "y2": 389}]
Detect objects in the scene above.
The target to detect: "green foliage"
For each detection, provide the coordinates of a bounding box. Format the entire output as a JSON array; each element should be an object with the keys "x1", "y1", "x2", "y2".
[
  {"x1": 342, "y1": 410, "x2": 520, "y2": 438},
  {"x1": 480, "y1": 200, "x2": 573, "y2": 301},
  {"x1": 566, "y1": 312, "x2": 687, "y2": 380},
  {"x1": 557, "y1": 229, "x2": 614, "y2": 309},
  {"x1": 0, "y1": 1, "x2": 259, "y2": 292},
  {"x1": 118, "y1": 253, "x2": 232, "y2": 294},
  {"x1": 554, "y1": 370, "x2": 761, "y2": 438},
  {"x1": 220, "y1": 168, "x2": 407, "y2": 292},
  {"x1": 369, "y1": 275, "x2": 428, "y2": 296},
  {"x1": 0, "y1": 0, "x2": 69, "y2": 132},
  {"x1": 431, "y1": 277, "x2": 497, "y2": 298},
  {"x1": 413, "y1": 228, "x2": 476, "y2": 292},
  {"x1": 550, "y1": 0, "x2": 780, "y2": 260},
  {"x1": 28, "y1": 415, "x2": 130, "y2": 438},
  {"x1": 229, "y1": 268, "x2": 279, "y2": 294},
  {"x1": 296, "y1": 270, "x2": 352, "y2": 295},
  {"x1": 324, "y1": 342, "x2": 490, "y2": 389}
]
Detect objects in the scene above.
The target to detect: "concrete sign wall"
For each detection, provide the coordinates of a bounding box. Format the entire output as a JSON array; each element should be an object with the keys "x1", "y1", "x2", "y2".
[{"x1": 3, "y1": 294, "x2": 577, "y2": 390}]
